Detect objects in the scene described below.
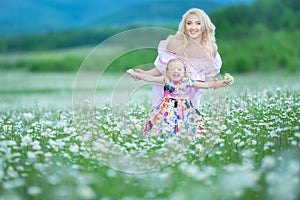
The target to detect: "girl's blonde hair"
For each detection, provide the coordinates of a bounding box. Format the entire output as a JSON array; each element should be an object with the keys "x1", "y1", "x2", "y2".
[
  {"x1": 177, "y1": 8, "x2": 216, "y2": 57},
  {"x1": 164, "y1": 58, "x2": 187, "y2": 82}
]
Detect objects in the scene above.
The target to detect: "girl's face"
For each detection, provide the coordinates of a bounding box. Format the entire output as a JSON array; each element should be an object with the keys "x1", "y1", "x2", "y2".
[
  {"x1": 167, "y1": 61, "x2": 185, "y2": 81},
  {"x1": 185, "y1": 13, "x2": 202, "y2": 39}
]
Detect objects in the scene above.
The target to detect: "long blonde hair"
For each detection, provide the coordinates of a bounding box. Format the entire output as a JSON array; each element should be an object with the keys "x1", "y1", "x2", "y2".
[{"x1": 177, "y1": 8, "x2": 216, "y2": 57}]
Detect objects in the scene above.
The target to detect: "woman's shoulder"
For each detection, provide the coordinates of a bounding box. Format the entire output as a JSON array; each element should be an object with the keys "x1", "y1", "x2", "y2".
[
  {"x1": 168, "y1": 33, "x2": 184, "y2": 45},
  {"x1": 170, "y1": 33, "x2": 185, "y2": 41},
  {"x1": 167, "y1": 33, "x2": 185, "y2": 54}
]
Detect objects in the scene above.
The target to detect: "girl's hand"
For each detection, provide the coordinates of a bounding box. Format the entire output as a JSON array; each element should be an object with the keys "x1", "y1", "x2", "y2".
[
  {"x1": 127, "y1": 69, "x2": 141, "y2": 80},
  {"x1": 222, "y1": 80, "x2": 229, "y2": 87},
  {"x1": 127, "y1": 69, "x2": 135, "y2": 76},
  {"x1": 214, "y1": 80, "x2": 228, "y2": 88}
]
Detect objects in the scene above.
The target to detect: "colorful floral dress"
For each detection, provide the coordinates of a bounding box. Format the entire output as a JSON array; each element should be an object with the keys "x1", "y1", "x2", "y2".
[{"x1": 143, "y1": 78, "x2": 206, "y2": 138}]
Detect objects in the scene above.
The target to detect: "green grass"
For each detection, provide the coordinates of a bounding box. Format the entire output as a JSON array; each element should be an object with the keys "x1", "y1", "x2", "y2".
[
  {"x1": 0, "y1": 72, "x2": 299, "y2": 200},
  {"x1": 1, "y1": 30, "x2": 300, "y2": 73}
]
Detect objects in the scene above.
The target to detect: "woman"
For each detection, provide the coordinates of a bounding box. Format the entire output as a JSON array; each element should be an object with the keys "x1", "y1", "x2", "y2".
[{"x1": 131, "y1": 8, "x2": 222, "y2": 107}]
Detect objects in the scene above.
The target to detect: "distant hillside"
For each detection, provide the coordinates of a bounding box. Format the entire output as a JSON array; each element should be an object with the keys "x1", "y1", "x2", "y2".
[
  {"x1": 2, "y1": 0, "x2": 298, "y2": 54},
  {"x1": 90, "y1": 0, "x2": 254, "y2": 27},
  {"x1": 0, "y1": 0, "x2": 254, "y2": 37},
  {"x1": 0, "y1": 0, "x2": 134, "y2": 37},
  {"x1": 1, "y1": 0, "x2": 299, "y2": 73}
]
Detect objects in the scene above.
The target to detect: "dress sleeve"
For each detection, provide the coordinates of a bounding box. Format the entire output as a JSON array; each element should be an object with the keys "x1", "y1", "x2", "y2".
[
  {"x1": 205, "y1": 52, "x2": 222, "y2": 77},
  {"x1": 188, "y1": 79, "x2": 195, "y2": 87}
]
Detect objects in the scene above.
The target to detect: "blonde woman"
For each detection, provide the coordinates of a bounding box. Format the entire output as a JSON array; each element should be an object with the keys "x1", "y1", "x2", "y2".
[{"x1": 130, "y1": 8, "x2": 222, "y2": 107}]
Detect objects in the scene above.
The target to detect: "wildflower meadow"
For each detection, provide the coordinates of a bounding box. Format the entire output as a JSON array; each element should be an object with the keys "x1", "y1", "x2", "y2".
[{"x1": 0, "y1": 72, "x2": 299, "y2": 200}]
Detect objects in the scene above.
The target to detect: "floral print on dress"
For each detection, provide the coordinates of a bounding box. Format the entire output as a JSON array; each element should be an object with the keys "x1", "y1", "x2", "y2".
[{"x1": 143, "y1": 78, "x2": 206, "y2": 139}]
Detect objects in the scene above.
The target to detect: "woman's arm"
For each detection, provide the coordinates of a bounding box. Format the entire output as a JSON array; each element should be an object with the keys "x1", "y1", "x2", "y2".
[
  {"x1": 193, "y1": 80, "x2": 228, "y2": 89},
  {"x1": 127, "y1": 69, "x2": 163, "y2": 84}
]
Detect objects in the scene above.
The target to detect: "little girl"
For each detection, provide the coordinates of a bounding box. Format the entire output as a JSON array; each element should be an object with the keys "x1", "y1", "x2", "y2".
[{"x1": 127, "y1": 58, "x2": 229, "y2": 138}]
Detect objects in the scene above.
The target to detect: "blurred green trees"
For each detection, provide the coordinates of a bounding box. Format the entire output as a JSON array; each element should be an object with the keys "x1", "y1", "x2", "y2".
[
  {"x1": 210, "y1": 0, "x2": 300, "y2": 73},
  {"x1": 0, "y1": 0, "x2": 299, "y2": 73},
  {"x1": 212, "y1": 0, "x2": 300, "y2": 36}
]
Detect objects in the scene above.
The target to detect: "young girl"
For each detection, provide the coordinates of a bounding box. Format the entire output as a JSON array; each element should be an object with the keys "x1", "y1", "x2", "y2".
[{"x1": 127, "y1": 58, "x2": 228, "y2": 139}]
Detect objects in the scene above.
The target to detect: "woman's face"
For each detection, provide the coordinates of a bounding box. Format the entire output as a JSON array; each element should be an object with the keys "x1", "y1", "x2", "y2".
[
  {"x1": 167, "y1": 61, "x2": 185, "y2": 81},
  {"x1": 185, "y1": 13, "x2": 202, "y2": 39}
]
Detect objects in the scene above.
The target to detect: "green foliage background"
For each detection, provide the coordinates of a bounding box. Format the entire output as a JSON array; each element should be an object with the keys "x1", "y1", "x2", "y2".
[{"x1": 0, "y1": 0, "x2": 299, "y2": 73}]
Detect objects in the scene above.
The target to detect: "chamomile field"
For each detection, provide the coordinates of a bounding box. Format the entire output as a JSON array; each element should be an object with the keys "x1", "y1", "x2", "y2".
[{"x1": 0, "y1": 71, "x2": 299, "y2": 200}]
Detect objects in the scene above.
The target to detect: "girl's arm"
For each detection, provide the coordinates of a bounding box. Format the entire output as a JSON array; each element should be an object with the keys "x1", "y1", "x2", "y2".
[
  {"x1": 193, "y1": 80, "x2": 228, "y2": 89},
  {"x1": 135, "y1": 68, "x2": 162, "y2": 76},
  {"x1": 128, "y1": 68, "x2": 161, "y2": 81},
  {"x1": 205, "y1": 76, "x2": 217, "y2": 81},
  {"x1": 127, "y1": 69, "x2": 163, "y2": 84}
]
